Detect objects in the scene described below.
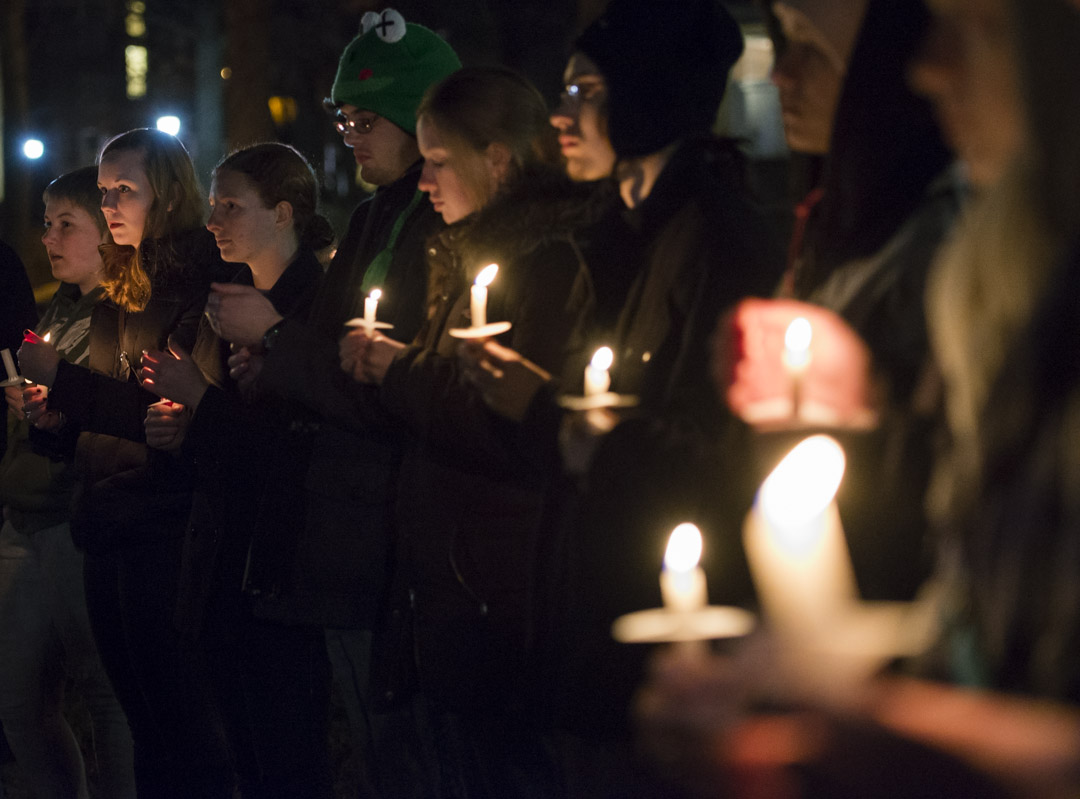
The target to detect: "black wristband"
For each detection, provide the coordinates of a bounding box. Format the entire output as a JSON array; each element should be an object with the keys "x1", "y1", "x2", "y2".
[{"x1": 261, "y1": 320, "x2": 285, "y2": 352}]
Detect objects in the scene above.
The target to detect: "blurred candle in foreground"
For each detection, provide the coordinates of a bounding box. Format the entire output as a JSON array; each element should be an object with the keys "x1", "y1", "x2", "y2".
[
  {"x1": 1, "y1": 349, "x2": 16, "y2": 381},
  {"x1": 584, "y1": 346, "x2": 613, "y2": 397},
  {"x1": 742, "y1": 435, "x2": 856, "y2": 635},
  {"x1": 660, "y1": 523, "x2": 708, "y2": 612},
  {"x1": 471, "y1": 264, "x2": 499, "y2": 328},
  {"x1": 783, "y1": 317, "x2": 812, "y2": 418},
  {"x1": 364, "y1": 288, "x2": 382, "y2": 327}
]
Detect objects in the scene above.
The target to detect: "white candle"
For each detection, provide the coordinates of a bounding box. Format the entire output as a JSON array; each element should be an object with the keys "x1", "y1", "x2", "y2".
[
  {"x1": 584, "y1": 346, "x2": 613, "y2": 397},
  {"x1": 742, "y1": 435, "x2": 856, "y2": 636},
  {"x1": 364, "y1": 288, "x2": 382, "y2": 327},
  {"x1": 783, "y1": 317, "x2": 812, "y2": 418},
  {"x1": 471, "y1": 263, "x2": 499, "y2": 328},
  {"x1": 660, "y1": 523, "x2": 708, "y2": 612},
  {"x1": 1, "y1": 349, "x2": 16, "y2": 381}
]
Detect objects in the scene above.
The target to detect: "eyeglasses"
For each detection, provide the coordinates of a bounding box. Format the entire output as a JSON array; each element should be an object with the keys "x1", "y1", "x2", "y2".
[
  {"x1": 334, "y1": 112, "x2": 379, "y2": 136},
  {"x1": 558, "y1": 80, "x2": 607, "y2": 110}
]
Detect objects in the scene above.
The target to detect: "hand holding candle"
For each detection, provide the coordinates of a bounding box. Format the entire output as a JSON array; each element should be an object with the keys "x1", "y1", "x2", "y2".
[
  {"x1": 16, "y1": 331, "x2": 60, "y2": 387},
  {"x1": 719, "y1": 298, "x2": 882, "y2": 428}
]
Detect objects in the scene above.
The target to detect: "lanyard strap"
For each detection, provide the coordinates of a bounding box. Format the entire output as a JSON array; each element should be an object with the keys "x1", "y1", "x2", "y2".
[{"x1": 360, "y1": 189, "x2": 425, "y2": 294}]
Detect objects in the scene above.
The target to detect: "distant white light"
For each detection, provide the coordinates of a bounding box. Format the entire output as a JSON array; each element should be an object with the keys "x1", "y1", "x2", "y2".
[
  {"x1": 156, "y1": 116, "x2": 181, "y2": 136},
  {"x1": 22, "y1": 139, "x2": 44, "y2": 159}
]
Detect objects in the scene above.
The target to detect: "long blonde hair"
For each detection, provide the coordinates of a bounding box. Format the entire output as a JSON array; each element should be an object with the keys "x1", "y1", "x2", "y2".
[{"x1": 97, "y1": 129, "x2": 205, "y2": 311}]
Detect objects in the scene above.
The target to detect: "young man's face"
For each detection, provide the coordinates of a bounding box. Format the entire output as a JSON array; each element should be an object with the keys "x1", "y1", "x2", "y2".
[
  {"x1": 550, "y1": 53, "x2": 617, "y2": 182},
  {"x1": 334, "y1": 103, "x2": 420, "y2": 187},
  {"x1": 770, "y1": 4, "x2": 848, "y2": 156}
]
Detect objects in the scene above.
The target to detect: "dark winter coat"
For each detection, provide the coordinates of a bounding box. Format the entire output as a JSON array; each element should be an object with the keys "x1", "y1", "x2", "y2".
[
  {"x1": 174, "y1": 248, "x2": 323, "y2": 641},
  {"x1": 555, "y1": 137, "x2": 785, "y2": 736},
  {"x1": 46, "y1": 229, "x2": 228, "y2": 553},
  {"x1": 252, "y1": 161, "x2": 439, "y2": 629},
  {"x1": 374, "y1": 165, "x2": 593, "y2": 712}
]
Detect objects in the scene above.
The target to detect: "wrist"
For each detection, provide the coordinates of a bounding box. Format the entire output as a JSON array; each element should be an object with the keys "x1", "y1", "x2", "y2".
[{"x1": 261, "y1": 318, "x2": 286, "y2": 353}]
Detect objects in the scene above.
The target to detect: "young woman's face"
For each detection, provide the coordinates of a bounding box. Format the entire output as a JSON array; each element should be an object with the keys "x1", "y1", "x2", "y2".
[
  {"x1": 98, "y1": 149, "x2": 155, "y2": 248},
  {"x1": 206, "y1": 168, "x2": 282, "y2": 266},
  {"x1": 416, "y1": 116, "x2": 495, "y2": 225},
  {"x1": 41, "y1": 198, "x2": 106, "y2": 293}
]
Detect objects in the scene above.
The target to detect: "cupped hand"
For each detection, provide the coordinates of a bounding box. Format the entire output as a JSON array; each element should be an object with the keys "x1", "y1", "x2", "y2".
[
  {"x1": 140, "y1": 336, "x2": 208, "y2": 409},
  {"x1": 339, "y1": 329, "x2": 406, "y2": 384},
  {"x1": 16, "y1": 338, "x2": 60, "y2": 387},
  {"x1": 716, "y1": 298, "x2": 883, "y2": 429},
  {"x1": 227, "y1": 345, "x2": 264, "y2": 396},
  {"x1": 144, "y1": 400, "x2": 188, "y2": 451},
  {"x1": 205, "y1": 283, "x2": 283, "y2": 347},
  {"x1": 458, "y1": 339, "x2": 551, "y2": 422},
  {"x1": 557, "y1": 406, "x2": 619, "y2": 476}
]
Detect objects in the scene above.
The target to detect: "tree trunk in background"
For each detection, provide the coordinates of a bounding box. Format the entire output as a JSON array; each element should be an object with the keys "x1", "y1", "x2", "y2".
[
  {"x1": 1, "y1": 0, "x2": 32, "y2": 251},
  {"x1": 224, "y1": 0, "x2": 275, "y2": 149}
]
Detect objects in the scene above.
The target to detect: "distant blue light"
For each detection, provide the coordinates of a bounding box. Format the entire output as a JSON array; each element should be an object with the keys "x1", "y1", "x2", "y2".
[
  {"x1": 156, "y1": 116, "x2": 181, "y2": 136},
  {"x1": 22, "y1": 139, "x2": 44, "y2": 159}
]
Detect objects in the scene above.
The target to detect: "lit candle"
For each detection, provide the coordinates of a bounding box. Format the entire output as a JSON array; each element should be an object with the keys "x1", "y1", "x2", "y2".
[
  {"x1": 783, "y1": 317, "x2": 812, "y2": 419},
  {"x1": 742, "y1": 435, "x2": 856, "y2": 636},
  {"x1": 660, "y1": 523, "x2": 708, "y2": 612},
  {"x1": 471, "y1": 263, "x2": 499, "y2": 328},
  {"x1": 364, "y1": 288, "x2": 382, "y2": 327},
  {"x1": 584, "y1": 346, "x2": 613, "y2": 397},
  {"x1": 1, "y1": 349, "x2": 16, "y2": 382},
  {"x1": 43, "y1": 333, "x2": 51, "y2": 343}
]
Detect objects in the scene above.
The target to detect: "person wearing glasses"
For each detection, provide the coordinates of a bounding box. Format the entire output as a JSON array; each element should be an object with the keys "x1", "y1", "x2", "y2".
[{"x1": 197, "y1": 10, "x2": 459, "y2": 797}]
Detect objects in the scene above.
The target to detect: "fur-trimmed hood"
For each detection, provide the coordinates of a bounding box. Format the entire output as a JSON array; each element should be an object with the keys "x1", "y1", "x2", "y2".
[{"x1": 424, "y1": 164, "x2": 609, "y2": 315}]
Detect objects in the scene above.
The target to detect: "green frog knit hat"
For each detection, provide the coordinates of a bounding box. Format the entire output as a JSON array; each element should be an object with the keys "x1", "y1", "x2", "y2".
[{"x1": 330, "y1": 9, "x2": 460, "y2": 135}]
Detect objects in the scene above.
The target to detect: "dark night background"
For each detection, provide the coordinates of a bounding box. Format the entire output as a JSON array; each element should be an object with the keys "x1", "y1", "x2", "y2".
[{"x1": 1, "y1": 0, "x2": 781, "y2": 299}]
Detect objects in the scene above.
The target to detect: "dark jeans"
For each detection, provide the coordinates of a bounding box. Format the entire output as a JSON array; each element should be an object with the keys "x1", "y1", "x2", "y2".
[
  {"x1": 205, "y1": 612, "x2": 333, "y2": 799},
  {"x1": 83, "y1": 537, "x2": 233, "y2": 799}
]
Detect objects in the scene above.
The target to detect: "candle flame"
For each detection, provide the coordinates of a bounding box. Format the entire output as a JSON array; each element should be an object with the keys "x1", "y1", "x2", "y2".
[
  {"x1": 664, "y1": 523, "x2": 703, "y2": 572},
  {"x1": 43, "y1": 333, "x2": 51, "y2": 342},
  {"x1": 784, "y1": 317, "x2": 811, "y2": 356},
  {"x1": 475, "y1": 263, "x2": 499, "y2": 288},
  {"x1": 759, "y1": 435, "x2": 845, "y2": 531},
  {"x1": 590, "y1": 346, "x2": 613, "y2": 371},
  {"x1": 369, "y1": 288, "x2": 382, "y2": 301}
]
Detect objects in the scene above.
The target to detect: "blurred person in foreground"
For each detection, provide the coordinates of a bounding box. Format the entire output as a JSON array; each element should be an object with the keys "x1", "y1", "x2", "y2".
[{"x1": 635, "y1": 0, "x2": 1080, "y2": 796}]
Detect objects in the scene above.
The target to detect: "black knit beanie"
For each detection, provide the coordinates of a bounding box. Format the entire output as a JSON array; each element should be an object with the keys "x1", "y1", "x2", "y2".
[{"x1": 576, "y1": 0, "x2": 744, "y2": 159}]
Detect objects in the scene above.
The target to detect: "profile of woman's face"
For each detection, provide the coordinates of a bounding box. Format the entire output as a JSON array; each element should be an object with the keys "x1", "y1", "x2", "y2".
[
  {"x1": 416, "y1": 116, "x2": 497, "y2": 225},
  {"x1": 909, "y1": 0, "x2": 1025, "y2": 186},
  {"x1": 98, "y1": 149, "x2": 155, "y2": 249}
]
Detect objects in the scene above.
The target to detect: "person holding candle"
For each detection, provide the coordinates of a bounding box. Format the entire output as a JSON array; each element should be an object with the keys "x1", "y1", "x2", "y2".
[
  {"x1": 0, "y1": 167, "x2": 135, "y2": 799},
  {"x1": 200, "y1": 19, "x2": 459, "y2": 796},
  {"x1": 456, "y1": 3, "x2": 784, "y2": 795},
  {"x1": 16, "y1": 128, "x2": 233, "y2": 798},
  {"x1": 138, "y1": 142, "x2": 335, "y2": 799},
  {"x1": 636, "y1": 0, "x2": 1080, "y2": 794},
  {"x1": 338, "y1": 65, "x2": 594, "y2": 797}
]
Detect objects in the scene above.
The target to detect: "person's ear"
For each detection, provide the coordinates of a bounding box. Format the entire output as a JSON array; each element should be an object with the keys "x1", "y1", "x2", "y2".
[
  {"x1": 166, "y1": 182, "x2": 182, "y2": 213},
  {"x1": 485, "y1": 142, "x2": 512, "y2": 190},
  {"x1": 274, "y1": 201, "x2": 294, "y2": 231}
]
